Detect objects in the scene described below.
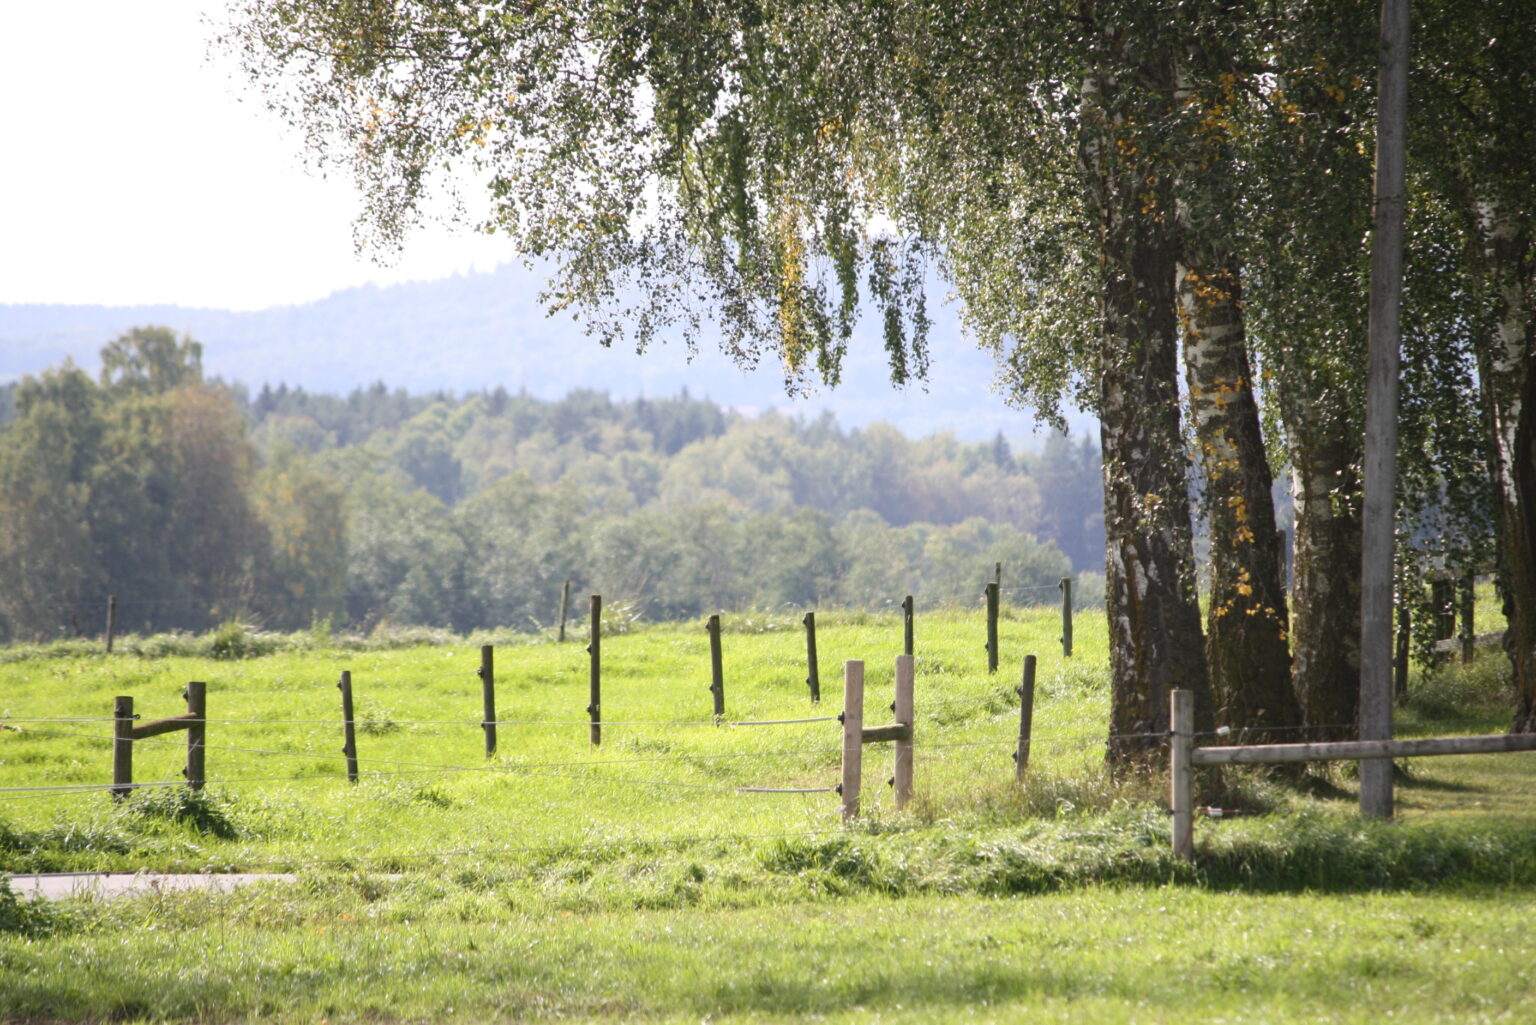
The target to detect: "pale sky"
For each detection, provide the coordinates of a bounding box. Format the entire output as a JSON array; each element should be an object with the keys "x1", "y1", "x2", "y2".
[{"x1": 0, "y1": 1, "x2": 514, "y2": 311}]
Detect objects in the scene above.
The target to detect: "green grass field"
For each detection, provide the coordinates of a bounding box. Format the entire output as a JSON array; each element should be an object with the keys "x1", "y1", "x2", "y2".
[{"x1": 2, "y1": 598, "x2": 1533, "y2": 1023}]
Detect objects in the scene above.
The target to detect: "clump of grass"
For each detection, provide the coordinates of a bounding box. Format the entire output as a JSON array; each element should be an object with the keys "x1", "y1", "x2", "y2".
[
  {"x1": 0, "y1": 876, "x2": 72, "y2": 937},
  {"x1": 125, "y1": 788, "x2": 239, "y2": 840},
  {"x1": 1402, "y1": 648, "x2": 1512, "y2": 726}
]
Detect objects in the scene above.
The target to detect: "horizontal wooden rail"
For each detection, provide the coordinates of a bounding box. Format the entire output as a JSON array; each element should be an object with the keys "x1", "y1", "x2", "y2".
[
  {"x1": 861, "y1": 723, "x2": 912, "y2": 744},
  {"x1": 131, "y1": 713, "x2": 201, "y2": 740},
  {"x1": 1171, "y1": 687, "x2": 1536, "y2": 861},
  {"x1": 1192, "y1": 731, "x2": 1536, "y2": 767}
]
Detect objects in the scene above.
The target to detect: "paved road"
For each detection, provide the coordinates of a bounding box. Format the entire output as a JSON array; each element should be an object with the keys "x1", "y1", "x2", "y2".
[{"x1": 8, "y1": 872, "x2": 300, "y2": 900}]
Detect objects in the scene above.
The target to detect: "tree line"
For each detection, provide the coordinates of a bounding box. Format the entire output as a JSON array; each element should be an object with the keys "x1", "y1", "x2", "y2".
[{"x1": 0, "y1": 328, "x2": 1099, "y2": 642}]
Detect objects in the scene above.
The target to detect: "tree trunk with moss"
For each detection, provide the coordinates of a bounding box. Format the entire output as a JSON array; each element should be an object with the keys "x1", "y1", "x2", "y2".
[{"x1": 1178, "y1": 252, "x2": 1301, "y2": 742}]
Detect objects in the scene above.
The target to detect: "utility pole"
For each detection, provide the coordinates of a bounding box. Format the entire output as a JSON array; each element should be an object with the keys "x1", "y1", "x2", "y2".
[{"x1": 1360, "y1": 0, "x2": 1409, "y2": 819}]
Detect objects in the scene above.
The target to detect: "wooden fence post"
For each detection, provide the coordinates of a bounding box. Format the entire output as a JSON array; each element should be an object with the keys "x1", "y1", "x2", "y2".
[
  {"x1": 588, "y1": 595, "x2": 602, "y2": 746},
  {"x1": 803, "y1": 611, "x2": 820, "y2": 703},
  {"x1": 558, "y1": 579, "x2": 571, "y2": 642},
  {"x1": 1459, "y1": 571, "x2": 1476, "y2": 665},
  {"x1": 1059, "y1": 577, "x2": 1073, "y2": 657},
  {"x1": 184, "y1": 681, "x2": 206, "y2": 791},
  {"x1": 480, "y1": 644, "x2": 497, "y2": 757},
  {"x1": 1394, "y1": 590, "x2": 1412, "y2": 700},
  {"x1": 902, "y1": 595, "x2": 914, "y2": 657},
  {"x1": 338, "y1": 670, "x2": 359, "y2": 783},
  {"x1": 1015, "y1": 655, "x2": 1036, "y2": 782},
  {"x1": 112, "y1": 695, "x2": 134, "y2": 799},
  {"x1": 893, "y1": 654, "x2": 914, "y2": 809},
  {"x1": 1431, "y1": 577, "x2": 1456, "y2": 649},
  {"x1": 707, "y1": 614, "x2": 725, "y2": 718},
  {"x1": 985, "y1": 582, "x2": 1000, "y2": 674},
  {"x1": 841, "y1": 661, "x2": 864, "y2": 821},
  {"x1": 1170, "y1": 688, "x2": 1194, "y2": 862},
  {"x1": 994, "y1": 561, "x2": 1002, "y2": 591},
  {"x1": 105, "y1": 595, "x2": 117, "y2": 655}
]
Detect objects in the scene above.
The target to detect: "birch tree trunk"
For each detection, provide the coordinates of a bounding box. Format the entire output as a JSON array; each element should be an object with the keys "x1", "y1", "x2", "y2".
[
  {"x1": 1085, "y1": 67, "x2": 1214, "y2": 764},
  {"x1": 1178, "y1": 252, "x2": 1301, "y2": 742},
  {"x1": 1473, "y1": 207, "x2": 1536, "y2": 732},
  {"x1": 1286, "y1": 426, "x2": 1364, "y2": 738}
]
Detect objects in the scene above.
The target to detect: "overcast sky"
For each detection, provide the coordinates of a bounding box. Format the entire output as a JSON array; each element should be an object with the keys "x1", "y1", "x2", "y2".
[{"x1": 0, "y1": 1, "x2": 515, "y2": 311}]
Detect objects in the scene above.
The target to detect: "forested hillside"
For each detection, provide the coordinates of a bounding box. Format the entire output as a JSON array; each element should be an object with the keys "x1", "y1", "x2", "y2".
[{"x1": 0, "y1": 329, "x2": 1102, "y2": 642}]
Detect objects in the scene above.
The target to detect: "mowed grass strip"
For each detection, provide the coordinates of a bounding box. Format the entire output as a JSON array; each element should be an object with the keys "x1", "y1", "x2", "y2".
[{"x1": 3, "y1": 887, "x2": 1534, "y2": 1024}]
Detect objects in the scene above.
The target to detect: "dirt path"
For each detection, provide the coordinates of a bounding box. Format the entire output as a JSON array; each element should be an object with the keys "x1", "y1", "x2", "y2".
[{"x1": 9, "y1": 872, "x2": 301, "y2": 900}]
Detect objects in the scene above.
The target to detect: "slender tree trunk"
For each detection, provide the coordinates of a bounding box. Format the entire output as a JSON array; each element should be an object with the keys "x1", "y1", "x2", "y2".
[
  {"x1": 1473, "y1": 205, "x2": 1536, "y2": 732},
  {"x1": 1178, "y1": 252, "x2": 1301, "y2": 742},
  {"x1": 1287, "y1": 427, "x2": 1364, "y2": 739},
  {"x1": 1085, "y1": 67, "x2": 1213, "y2": 764}
]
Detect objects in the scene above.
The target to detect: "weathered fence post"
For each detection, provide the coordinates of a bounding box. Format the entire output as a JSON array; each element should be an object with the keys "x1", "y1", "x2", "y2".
[
  {"x1": 994, "y1": 561, "x2": 1002, "y2": 591},
  {"x1": 707, "y1": 613, "x2": 725, "y2": 718},
  {"x1": 803, "y1": 611, "x2": 820, "y2": 703},
  {"x1": 1394, "y1": 590, "x2": 1412, "y2": 700},
  {"x1": 588, "y1": 595, "x2": 602, "y2": 746},
  {"x1": 1431, "y1": 577, "x2": 1456, "y2": 651},
  {"x1": 558, "y1": 579, "x2": 571, "y2": 642},
  {"x1": 184, "y1": 681, "x2": 206, "y2": 791},
  {"x1": 893, "y1": 653, "x2": 914, "y2": 809},
  {"x1": 1459, "y1": 571, "x2": 1476, "y2": 665},
  {"x1": 1170, "y1": 688, "x2": 1195, "y2": 862},
  {"x1": 105, "y1": 595, "x2": 118, "y2": 655},
  {"x1": 112, "y1": 695, "x2": 134, "y2": 799},
  {"x1": 1059, "y1": 577, "x2": 1073, "y2": 658},
  {"x1": 479, "y1": 644, "x2": 497, "y2": 757},
  {"x1": 840, "y1": 660, "x2": 864, "y2": 821},
  {"x1": 902, "y1": 595, "x2": 914, "y2": 657},
  {"x1": 1015, "y1": 655, "x2": 1036, "y2": 782},
  {"x1": 984, "y1": 581, "x2": 1000, "y2": 674},
  {"x1": 338, "y1": 670, "x2": 359, "y2": 783}
]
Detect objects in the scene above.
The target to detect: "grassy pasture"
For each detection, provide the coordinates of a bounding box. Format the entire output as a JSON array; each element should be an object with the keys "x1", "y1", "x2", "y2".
[{"x1": 3, "y1": 597, "x2": 1535, "y2": 1023}]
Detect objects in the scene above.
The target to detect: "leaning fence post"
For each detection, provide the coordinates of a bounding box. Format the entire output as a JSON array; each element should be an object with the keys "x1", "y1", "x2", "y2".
[
  {"x1": 803, "y1": 611, "x2": 820, "y2": 703},
  {"x1": 707, "y1": 613, "x2": 725, "y2": 718},
  {"x1": 112, "y1": 695, "x2": 134, "y2": 799},
  {"x1": 184, "y1": 681, "x2": 206, "y2": 792},
  {"x1": 588, "y1": 595, "x2": 602, "y2": 746},
  {"x1": 338, "y1": 670, "x2": 359, "y2": 783},
  {"x1": 105, "y1": 595, "x2": 118, "y2": 655},
  {"x1": 1014, "y1": 655, "x2": 1036, "y2": 782},
  {"x1": 1170, "y1": 688, "x2": 1194, "y2": 862},
  {"x1": 902, "y1": 595, "x2": 914, "y2": 657},
  {"x1": 1459, "y1": 571, "x2": 1475, "y2": 665},
  {"x1": 893, "y1": 654, "x2": 914, "y2": 809},
  {"x1": 841, "y1": 660, "x2": 864, "y2": 821},
  {"x1": 1059, "y1": 577, "x2": 1073, "y2": 657},
  {"x1": 985, "y1": 581, "x2": 1000, "y2": 674},
  {"x1": 480, "y1": 644, "x2": 497, "y2": 757},
  {"x1": 558, "y1": 579, "x2": 571, "y2": 642}
]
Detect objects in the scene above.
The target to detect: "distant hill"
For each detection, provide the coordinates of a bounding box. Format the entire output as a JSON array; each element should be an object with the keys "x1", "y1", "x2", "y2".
[{"x1": 0, "y1": 263, "x2": 1097, "y2": 443}]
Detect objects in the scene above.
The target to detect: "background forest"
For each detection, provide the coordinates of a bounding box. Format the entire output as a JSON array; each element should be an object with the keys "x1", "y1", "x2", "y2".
[{"x1": 0, "y1": 328, "x2": 1103, "y2": 641}]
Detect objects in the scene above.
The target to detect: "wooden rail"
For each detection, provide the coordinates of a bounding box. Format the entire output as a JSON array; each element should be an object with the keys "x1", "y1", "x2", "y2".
[
  {"x1": 840, "y1": 655, "x2": 915, "y2": 820},
  {"x1": 111, "y1": 682, "x2": 207, "y2": 798},
  {"x1": 1169, "y1": 688, "x2": 1536, "y2": 860}
]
